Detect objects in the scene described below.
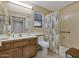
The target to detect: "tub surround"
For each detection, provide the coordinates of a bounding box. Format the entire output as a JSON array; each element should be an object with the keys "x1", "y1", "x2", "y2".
[{"x1": 0, "y1": 34, "x2": 38, "y2": 58}]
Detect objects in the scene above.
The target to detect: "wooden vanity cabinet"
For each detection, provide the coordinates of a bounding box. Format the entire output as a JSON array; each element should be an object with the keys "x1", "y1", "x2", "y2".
[
  {"x1": 0, "y1": 49, "x2": 12, "y2": 58},
  {"x1": 0, "y1": 37, "x2": 37, "y2": 58},
  {"x1": 12, "y1": 47, "x2": 22, "y2": 58},
  {"x1": 0, "y1": 48, "x2": 22, "y2": 58},
  {"x1": 23, "y1": 45, "x2": 37, "y2": 58},
  {"x1": 0, "y1": 41, "x2": 13, "y2": 58}
]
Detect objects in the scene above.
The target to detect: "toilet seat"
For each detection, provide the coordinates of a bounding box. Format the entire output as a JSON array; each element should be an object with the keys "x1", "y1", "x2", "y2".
[
  {"x1": 38, "y1": 41, "x2": 49, "y2": 48},
  {"x1": 37, "y1": 36, "x2": 49, "y2": 55}
]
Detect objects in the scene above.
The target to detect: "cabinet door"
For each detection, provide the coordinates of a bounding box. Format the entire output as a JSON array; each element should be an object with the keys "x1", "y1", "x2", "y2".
[
  {"x1": 0, "y1": 47, "x2": 22, "y2": 58},
  {"x1": 12, "y1": 47, "x2": 22, "y2": 58},
  {"x1": 0, "y1": 50, "x2": 12, "y2": 58},
  {"x1": 23, "y1": 45, "x2": 37, "y2": 58}
]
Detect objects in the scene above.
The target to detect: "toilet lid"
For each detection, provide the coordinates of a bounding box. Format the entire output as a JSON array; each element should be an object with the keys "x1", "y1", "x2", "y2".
[{"x1": 38, "y1": 41, "x2": 49, "y2": 48}]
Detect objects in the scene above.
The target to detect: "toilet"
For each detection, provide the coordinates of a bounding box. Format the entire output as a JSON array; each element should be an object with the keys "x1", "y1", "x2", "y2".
[{"x1": 37, "y1": 36, "x2": 49, "y2": 55}]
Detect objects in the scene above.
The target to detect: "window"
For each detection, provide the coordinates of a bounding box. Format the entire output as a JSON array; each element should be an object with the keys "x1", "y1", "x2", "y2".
[{"x1": 11, "y1": 16, "x2": 25, "y2": 33}]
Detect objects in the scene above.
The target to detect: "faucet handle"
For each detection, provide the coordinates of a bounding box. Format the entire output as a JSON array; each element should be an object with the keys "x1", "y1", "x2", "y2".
[{"x1": 19, "y1": 34, "x2": 22, "y2": 37}]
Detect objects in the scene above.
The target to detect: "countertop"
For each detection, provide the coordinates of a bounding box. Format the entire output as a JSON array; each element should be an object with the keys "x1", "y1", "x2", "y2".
[
  {"x1": 0, "y1": 35, "x2": 37, "y2": 46},
  {"x1": 0, "y1": 32, "x2": 44, "y2": 46}
]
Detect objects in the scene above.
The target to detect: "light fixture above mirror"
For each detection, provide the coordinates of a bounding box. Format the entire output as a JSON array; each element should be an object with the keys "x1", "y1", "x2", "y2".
[{"x1": 9, "y1": 1, "x2": 32, "y2": 9}]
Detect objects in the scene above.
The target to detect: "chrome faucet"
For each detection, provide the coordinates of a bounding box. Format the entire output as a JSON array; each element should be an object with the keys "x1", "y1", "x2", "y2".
[{"x1": 19, "y1": 33, "x2": 22, "y2": 37}]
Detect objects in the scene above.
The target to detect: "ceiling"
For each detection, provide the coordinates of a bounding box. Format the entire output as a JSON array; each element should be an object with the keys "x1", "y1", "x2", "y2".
[{"x1": 22, "y1": 1, "x2": 74, "y2": 11}]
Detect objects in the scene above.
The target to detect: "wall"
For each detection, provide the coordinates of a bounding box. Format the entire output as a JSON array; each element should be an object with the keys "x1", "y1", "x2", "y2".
[
  {"x1": 60, "y1": 2, "x2": 79, "y2": 49},
  {"x1": 0, "y1": 1, "x2": 51, "y2": 34}
]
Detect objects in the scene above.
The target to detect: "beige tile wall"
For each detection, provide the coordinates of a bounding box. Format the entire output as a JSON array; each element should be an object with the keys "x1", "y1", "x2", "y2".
[{"x1": 60, "y1": 2, "x2": 79, "y2": 49}]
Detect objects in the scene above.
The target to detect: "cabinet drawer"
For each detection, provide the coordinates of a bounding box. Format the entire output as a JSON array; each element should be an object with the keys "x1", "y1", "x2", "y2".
[
  {"x1": 13, "y1": 41, "x2": 29, "y2": 48},
  {"x1": 3, "y1": 43, "x2": 11, "y2": 50},
  {"x1": 2, "y1": 41, "x2": 12, "y2": 50}
]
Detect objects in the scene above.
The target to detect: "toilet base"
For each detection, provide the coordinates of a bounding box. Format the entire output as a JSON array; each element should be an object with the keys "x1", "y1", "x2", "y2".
[{"x1": 42, "y1": 47, "x2": 48, "y2": 55}]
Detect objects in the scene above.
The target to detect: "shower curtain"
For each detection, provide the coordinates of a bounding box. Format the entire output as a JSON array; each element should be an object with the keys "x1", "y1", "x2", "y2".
[{"x1": 44, "y1": 12, "x2": 59, "y2": 54}]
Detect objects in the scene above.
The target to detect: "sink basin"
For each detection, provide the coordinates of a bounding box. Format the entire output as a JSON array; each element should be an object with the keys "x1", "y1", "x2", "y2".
[
  {"x1": 22, "y1": 33, "x2": 32, "y2": 36},
  {"x1": 0, "y1": 35, "x2": 8, "y2": 40}
]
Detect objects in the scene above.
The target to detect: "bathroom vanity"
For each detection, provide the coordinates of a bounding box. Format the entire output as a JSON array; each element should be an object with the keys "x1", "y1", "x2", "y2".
[{"x1": 0, "y1": 36, "x2": 37, "y2": 58}]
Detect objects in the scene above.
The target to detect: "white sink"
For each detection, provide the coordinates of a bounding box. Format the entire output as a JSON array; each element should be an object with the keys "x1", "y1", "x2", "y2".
[
  {"x1": 0, "y1": 35, "x2": 8, "y2": 40},
  {"x1": 22, "y1": 33, "x2": 32, "y2": 36}
]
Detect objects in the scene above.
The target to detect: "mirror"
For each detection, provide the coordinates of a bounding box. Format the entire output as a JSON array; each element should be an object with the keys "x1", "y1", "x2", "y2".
[
  {"x1": 0, "y1": 15, "x2": 5, "y2": 34},
  {"x1": 11, "y1": 16, "x2": 25, "y2": 34},
  {"x1": 0, "y1": 1, "x2": 33, "y2": 35},
  {"x1": 0, "y1": 2, "x2": 7, "y2": 34}
]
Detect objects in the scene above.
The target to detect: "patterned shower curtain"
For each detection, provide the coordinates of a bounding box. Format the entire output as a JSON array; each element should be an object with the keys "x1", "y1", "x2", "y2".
[{"x1": 44, "y1": 12, "x2": 59, "y2": 54}]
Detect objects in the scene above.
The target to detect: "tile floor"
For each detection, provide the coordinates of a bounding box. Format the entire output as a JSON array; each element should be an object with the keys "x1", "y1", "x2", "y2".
[{"x1": 34, "y1": 49, "x2": 62, "y2": 58}]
